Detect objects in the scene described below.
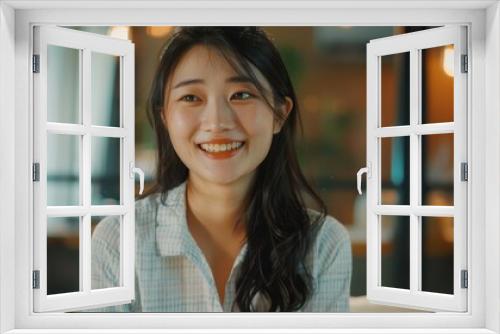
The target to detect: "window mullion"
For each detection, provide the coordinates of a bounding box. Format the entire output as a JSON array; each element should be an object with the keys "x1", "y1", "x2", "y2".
[
  {"x1": 81, "y1": 47, "x2": 91, "y2": 294},
  {"x1": 409, "y1": 48, "x2": 421, "y2": 294}
]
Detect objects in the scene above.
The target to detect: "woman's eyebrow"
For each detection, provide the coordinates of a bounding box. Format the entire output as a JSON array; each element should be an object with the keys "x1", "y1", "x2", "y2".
[
  {"x1": 173, "y1": 76, "x2": 255, "y2": 90},
  {"x1": 173, "y1": 79, "x2": 203, "y2": 89},
  {"x1": 226, "y1": 75, "x2": 254, "y2": 84}
]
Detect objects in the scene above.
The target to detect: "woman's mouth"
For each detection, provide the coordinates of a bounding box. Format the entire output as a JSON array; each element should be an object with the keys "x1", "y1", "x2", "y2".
[{"x1": 197, "y1": 141, "x2": 245, "y2": 159}]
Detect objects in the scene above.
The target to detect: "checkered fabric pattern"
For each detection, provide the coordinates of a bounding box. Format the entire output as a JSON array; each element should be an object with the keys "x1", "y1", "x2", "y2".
[{"x1": 84, "y1": 180, "x2": 352, "y2": 312}]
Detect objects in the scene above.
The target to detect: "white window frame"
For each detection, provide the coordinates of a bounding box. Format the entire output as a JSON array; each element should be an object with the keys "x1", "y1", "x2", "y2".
[{"x1": 0, "y1": 1, "x2": 499, "y2": 333}]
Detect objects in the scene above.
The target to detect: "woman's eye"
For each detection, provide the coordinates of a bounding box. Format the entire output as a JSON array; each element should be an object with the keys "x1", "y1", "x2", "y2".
[
  {"x1": 180, "y1": 94, "x2": 200, "y2": 102},
  {"x1": 232, "y1": 91, "x2": 254, "y2": 100}
]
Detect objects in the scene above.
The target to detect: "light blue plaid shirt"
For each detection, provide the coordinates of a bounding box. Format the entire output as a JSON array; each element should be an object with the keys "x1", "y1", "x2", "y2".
[{"x1": 86, "y1": 180, "x2": 352, "y2": 312}]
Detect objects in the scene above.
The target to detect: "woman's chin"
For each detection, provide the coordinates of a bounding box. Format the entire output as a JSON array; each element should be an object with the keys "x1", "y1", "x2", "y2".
[
  {"x1": 203, "y1": 174, "x2": 242, "y2": 186},
  {"x1": 190, "y1": 170, "x2": 251, "y2": 187}
]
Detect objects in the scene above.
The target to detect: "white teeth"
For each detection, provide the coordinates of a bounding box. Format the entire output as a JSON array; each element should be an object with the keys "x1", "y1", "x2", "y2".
[{"x1": 200, "y1": 142, "x2": 243, "y2": 153}]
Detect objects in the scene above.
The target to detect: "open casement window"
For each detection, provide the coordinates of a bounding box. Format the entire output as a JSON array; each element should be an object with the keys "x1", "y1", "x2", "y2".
[
  {"x1": 32, "y1": 26, "x2": 141, "y2": 312},
  {"x1": 360, "y1": 25, "x2": 468, "y2": 312}
]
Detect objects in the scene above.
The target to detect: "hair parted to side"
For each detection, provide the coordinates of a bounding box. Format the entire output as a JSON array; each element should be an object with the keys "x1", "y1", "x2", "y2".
[{"x1": 141, "y1": 26, "x2": 328, "y2": 312}]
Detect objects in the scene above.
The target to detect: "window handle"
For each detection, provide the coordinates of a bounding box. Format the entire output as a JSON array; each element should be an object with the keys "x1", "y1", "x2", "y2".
[
  {"x1": 130, "y1": 162, "x2": 145, "y2": 195},
  {"x1": 356, "y1": 162, "x2": 371, "y2": 195}
]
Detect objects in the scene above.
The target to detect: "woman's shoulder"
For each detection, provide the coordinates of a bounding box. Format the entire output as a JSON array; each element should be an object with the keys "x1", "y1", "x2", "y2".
[
  {"x1": 93, "y1": 183, "x2": 184, "y2": 232},
  {"x1": 91, "y1": 215, "x2": 121, "y2": 252},
  {"x1": 305, "y1": 208, "x2": 352, "y2": 270},
  {"x1": 92, "y1": 192, "x2": 167, "y2": 243},
  {"x1": 306, "y1": 208, "x2": 351, "y2": 246},
  {"x1": 134, "y1": 192, "x2": 163, "y2": 214},
  {"x1": 134, "y1": 182, "x2": 186, "y2": 216}
]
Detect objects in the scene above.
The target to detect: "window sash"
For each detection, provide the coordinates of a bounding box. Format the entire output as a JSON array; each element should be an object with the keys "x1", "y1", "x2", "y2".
[
  {"x1": 32, "y1": 25, "x2": 135, "y2": 312},
  {"x1": 366, "y1": 25, "x2": 468, "y2": 312}
]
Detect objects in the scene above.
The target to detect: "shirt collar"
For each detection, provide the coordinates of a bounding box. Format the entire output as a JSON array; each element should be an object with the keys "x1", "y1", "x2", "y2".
[{"x1": 155, "y1": 180, "x2": 248, "y2": 267}]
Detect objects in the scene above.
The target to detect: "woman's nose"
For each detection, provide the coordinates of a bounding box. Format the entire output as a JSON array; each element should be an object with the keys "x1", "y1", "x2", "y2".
[{"x1": 201, "y1": 97, "x2": 235, "y2": 132}]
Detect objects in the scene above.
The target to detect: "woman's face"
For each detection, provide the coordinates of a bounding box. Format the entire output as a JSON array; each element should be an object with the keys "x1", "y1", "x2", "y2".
[{"x1": 162, "y1": 45, "x2": 291, "y2": 187}]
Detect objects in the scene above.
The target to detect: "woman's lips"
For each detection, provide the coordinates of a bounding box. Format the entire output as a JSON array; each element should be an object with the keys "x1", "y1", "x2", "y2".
[{"x1": 197, "y1": 142, "x2": 245, "y2": 160}]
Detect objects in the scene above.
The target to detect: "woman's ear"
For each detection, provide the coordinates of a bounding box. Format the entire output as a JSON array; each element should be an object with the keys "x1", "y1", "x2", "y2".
[
  {"x1": 160, "y1": 109, "x2": 167, "y2": 127},
  {"x1": 273, "y1": 96, "x2": 294, "y2": 134}
]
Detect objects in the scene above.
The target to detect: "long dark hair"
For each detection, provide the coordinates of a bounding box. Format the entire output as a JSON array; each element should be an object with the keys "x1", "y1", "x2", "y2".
[{"x1": 142, "y1": 27, "x2": 328, "y2": 312}]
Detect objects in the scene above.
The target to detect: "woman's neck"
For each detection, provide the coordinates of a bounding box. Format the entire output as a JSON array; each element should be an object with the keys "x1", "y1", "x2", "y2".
[{"x1": 185, "y1": 174, "x2": 253, "y2": 234}]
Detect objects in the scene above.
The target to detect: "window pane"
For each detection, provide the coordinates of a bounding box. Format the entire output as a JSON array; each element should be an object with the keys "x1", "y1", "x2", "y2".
[
  {"x1": 91, "y1": 215, "x2": 121, "y2": 289},
  {"x1": 381, "y1": 136, "x2": 410, "y2": 205},
  {"x1": 92, "y1": 52, "x2": 121, "y2": 127},
  {"x1": 421, "y1": 216, "x2": 454, "y2": 294},
  {"x1": 422, "y1": 45, "x2": 454, "y2": 124},
  {"x1": 47, "y1": 133, "x2": 80, "y2": 206},
  {"x1": 91, "y1": 137, "x2": 121, "y2": 205},
  {"x1": 47, "y1": 45, "x2": 80, "y2": 124},
  {"x1": 47, "y1": 216, "x2": 80, "y2": 295},
  {"x1": 422, "y1": 133, "x2": 454, "y2": 206},
  {"x1": 381, "y1": 52, "x2": 410, "y2": 127},
  {"x1": 381, "y1": 215, "x2": 410, "y2": 290}
]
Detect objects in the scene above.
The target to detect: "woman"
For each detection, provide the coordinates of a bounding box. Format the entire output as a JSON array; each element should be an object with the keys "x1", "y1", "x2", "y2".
[{"x1": 90, "y1": 26, "x2": 352, "y2": 312}]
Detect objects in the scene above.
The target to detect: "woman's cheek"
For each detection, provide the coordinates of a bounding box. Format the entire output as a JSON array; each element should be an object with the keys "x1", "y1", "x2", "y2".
[
  {"x1": 235, "y1": 107, "x2": 262, "y2": 134},
  {"x1": 239, "y1": 107, "x2": 274, "y2": 137},
  {"x1": 168, "y1": 108, "x2": 199, "y2": 134}
]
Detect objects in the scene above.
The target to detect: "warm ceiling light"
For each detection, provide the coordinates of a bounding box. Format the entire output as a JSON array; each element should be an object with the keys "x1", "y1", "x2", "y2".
[
  {"x1": 109, "y1": 26, "x2": 130, "y2": 40},
  {"x1": 443, "y1": 45, "x2": 454, "y2": 77},
  {"x1": 146, "y1": 26, "x2": 173, "y2": 38}
]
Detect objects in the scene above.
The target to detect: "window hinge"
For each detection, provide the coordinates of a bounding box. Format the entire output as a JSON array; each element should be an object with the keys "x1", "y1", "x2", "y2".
[
  {"x1": 461, "y1": 269, "x2": 468, "y2": 289},
  {"x1": 32, "y1": 270, "x2": 40, "y2": 289},
  {"x1": 32, "y1": 55, "x2": 40, "y2": 73},
  {"x1": 461, "y1": 54, "x2": 468, "y2": 73},
  {"x1": 33, "y1": 163, "x2": 40, "y2": 182},
  {"x1": 461, "y1": 162, "x2": 468, "y2": 181}
]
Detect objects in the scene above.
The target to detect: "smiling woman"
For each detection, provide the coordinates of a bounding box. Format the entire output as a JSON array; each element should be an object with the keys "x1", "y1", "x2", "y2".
[{"x1": 86, "y1": 26, "x2": 352, "y2": 312}]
